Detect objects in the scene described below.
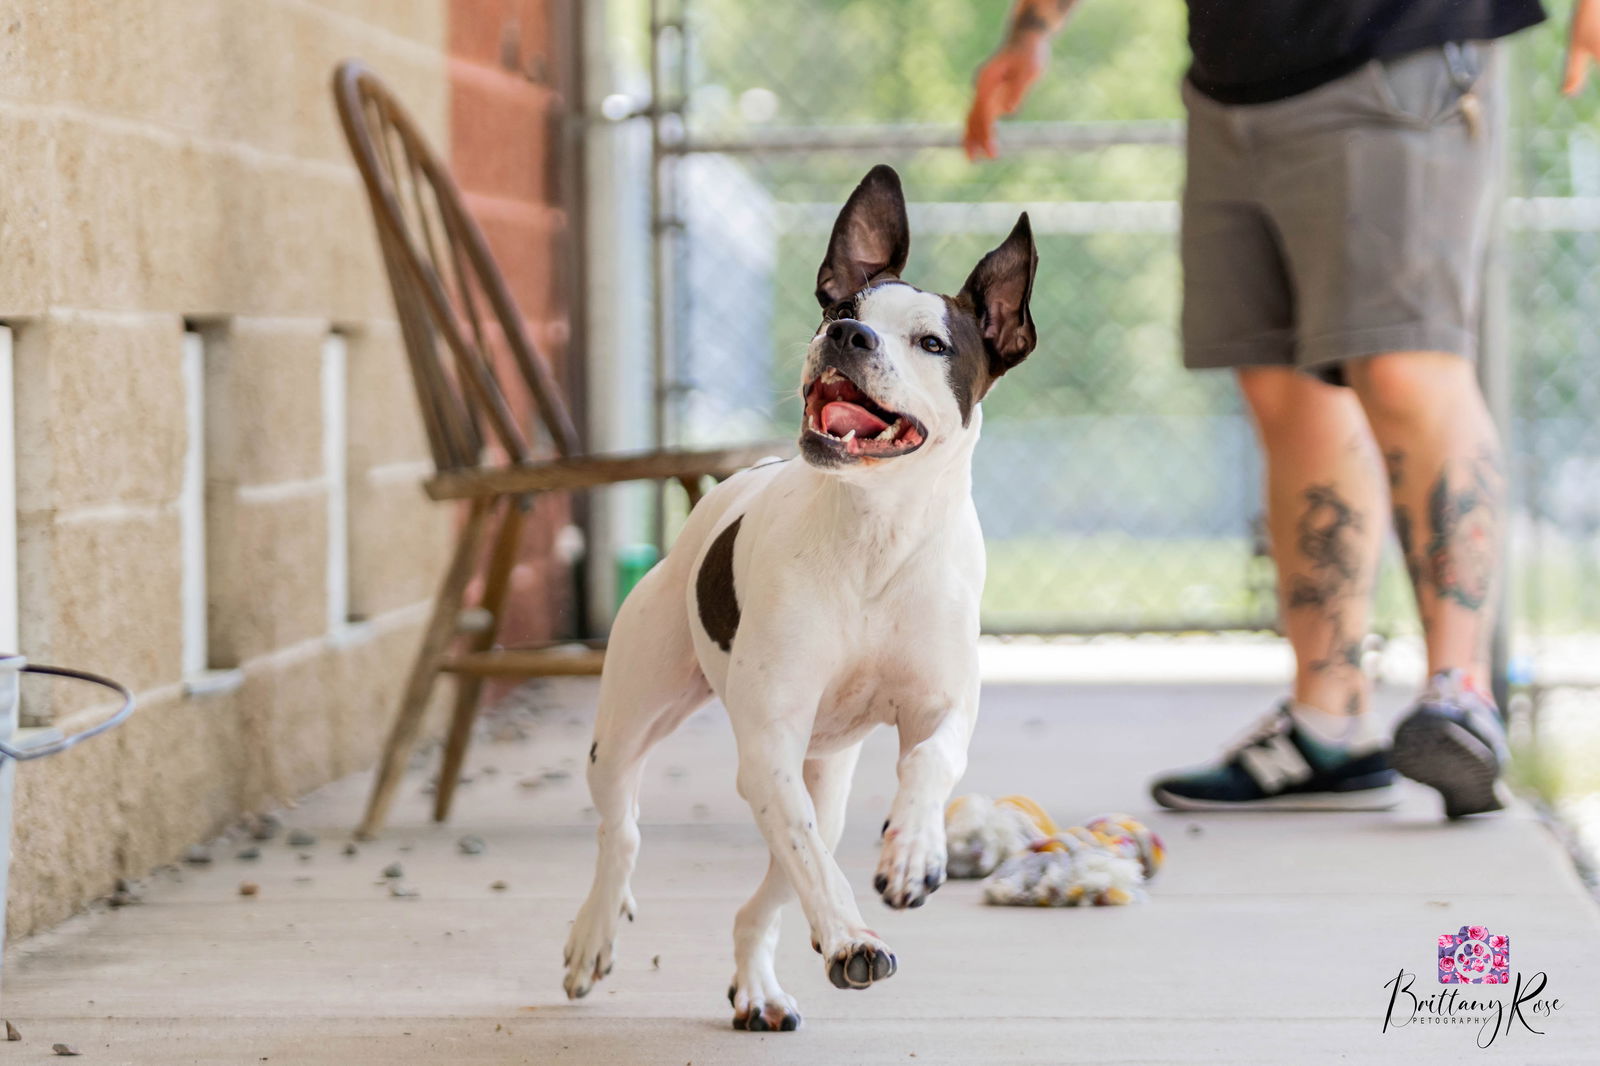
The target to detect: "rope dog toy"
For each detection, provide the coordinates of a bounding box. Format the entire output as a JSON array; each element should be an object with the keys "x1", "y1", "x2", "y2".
[
  {"x1": 944, "y1": 794, "x2": 1058, "y2": 879},
  {"x1": 944, "y1": 795, "x2": 1165, "y2": 907}
]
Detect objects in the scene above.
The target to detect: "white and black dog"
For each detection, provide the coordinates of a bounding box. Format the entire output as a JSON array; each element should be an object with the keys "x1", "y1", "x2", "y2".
[{"x1": 562, "y1": 165, "x2": 1038, "y2": 1030}]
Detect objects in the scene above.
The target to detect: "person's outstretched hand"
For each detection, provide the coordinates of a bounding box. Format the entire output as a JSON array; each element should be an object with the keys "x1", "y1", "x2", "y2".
[
  {"x1": 964, "y1": 40, "x2": 1047, "y2": 161},
  {"x1": 1564, "y1": 0, "x2": 1600, "y2": 95}
]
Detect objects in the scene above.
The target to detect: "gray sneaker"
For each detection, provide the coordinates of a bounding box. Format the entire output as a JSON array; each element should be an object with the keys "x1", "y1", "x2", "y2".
[{"x1": 1389, "y1": 670, "x2": 1509, "y2": 819}]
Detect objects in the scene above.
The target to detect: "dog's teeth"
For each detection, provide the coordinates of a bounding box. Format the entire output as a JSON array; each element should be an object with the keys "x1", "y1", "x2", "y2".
[
  {"x1": 842, "y1": 429, "x2": 856, "y2": 443},
  {"x1": 875, "y1": 422, "x2": 897, "y2": 442}
]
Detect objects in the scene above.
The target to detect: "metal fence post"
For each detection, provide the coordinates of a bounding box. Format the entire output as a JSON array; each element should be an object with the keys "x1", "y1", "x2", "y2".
[{"x1": 1480, "y1": 43, "x2": 1515, "y2": 715}]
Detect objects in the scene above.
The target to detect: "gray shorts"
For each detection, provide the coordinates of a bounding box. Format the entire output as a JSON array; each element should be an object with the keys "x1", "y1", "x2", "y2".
[{"x1": 1180, "y1": 42, "x2": 1502, "y2": 383}]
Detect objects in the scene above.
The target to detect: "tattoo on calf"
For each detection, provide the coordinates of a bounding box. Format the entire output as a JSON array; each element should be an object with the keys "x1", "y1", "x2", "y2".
[
  {"x1": 1283, "y1": 485, "x2": 1369, "y2": 687},
  {"x1": 1425, "y1": 453, "x2": 1502, "y2": 611},
  {"x1": 1287, "y1": 485, "x2": 1364, "y2": 609}
]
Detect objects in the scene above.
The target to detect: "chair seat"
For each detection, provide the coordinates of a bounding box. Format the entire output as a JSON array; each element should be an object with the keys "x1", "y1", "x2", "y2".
[
  {"x1": 424, "y1": 441, "x2": 792, "y2": 500},
  {"x1": 441, "y1": 645, "x2": 607, "y2": 677}
]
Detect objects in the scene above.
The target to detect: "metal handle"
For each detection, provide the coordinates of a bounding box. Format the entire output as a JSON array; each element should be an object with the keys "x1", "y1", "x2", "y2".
[{"x1": 0, "y1": 664, "x2": 136, "y2": 762}]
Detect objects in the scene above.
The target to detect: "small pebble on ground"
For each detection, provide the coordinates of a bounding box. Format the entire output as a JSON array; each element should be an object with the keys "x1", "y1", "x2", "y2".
[
  {"x1": 390, "y1": 883, "x2": 420, "y2": 899},
  {"x1": 490, "y1": 880, "x2": 508, "y2": 892},
  {"x1": 342, "y1": 842, "x2": 359, "y2": 857},
  {"x1": 382, "y1": 862, "x2": 404, "y2": 879},
  {"x1": 183, "y1": 845, "x2": 212, "y2": 865},
  {"x1": 239, "y1": 881, "x2": 259, "y2": 897},
  {"x1": 458, "y1": 835, "x2": 486, "y2": 855},
  {"x1": 236, "y1": 846, "x2": 261, "y2": 861},
  {"x1": 250, "y1": 814, "x2": 282, "y2": 841},
  {"x1": 286, "y1": 829, "x2": 317, "y2": 847},
  {"x1": 52, "y1": 1044, "x2": 80, "y2": 1056},
  {"x1": 6, "y1": 1020, "x2": 20, "y2": 1040}
]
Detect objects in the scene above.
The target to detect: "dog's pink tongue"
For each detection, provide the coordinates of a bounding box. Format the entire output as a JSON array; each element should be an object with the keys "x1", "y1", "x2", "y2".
[{"x1": 820, "y1": 401, "x2": 888, "y2": 438}]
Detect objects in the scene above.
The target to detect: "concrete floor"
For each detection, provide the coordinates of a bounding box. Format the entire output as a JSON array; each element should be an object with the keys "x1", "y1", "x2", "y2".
[{"x1": 4, "y1": 677, "x2": 1599, "y2": 1064}]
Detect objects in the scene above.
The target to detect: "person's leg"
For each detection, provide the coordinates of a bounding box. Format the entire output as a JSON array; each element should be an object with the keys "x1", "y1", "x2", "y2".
[
  {"x1": 1149, "y1": 363, "x2": 1400, "y2": 811},
  {"x1": 1238, "y1": 365, "x2": 1387, "y2": 719},
  {"x1": 1341, "y1": 350, "x2": 1508, "y2": 818},
  {"x1": 1153, "y1": 80, "x2": 1401, "y2": 812},
  {"x1": 1343, "y1": 352, "x2": 1502, "y2": 683}
]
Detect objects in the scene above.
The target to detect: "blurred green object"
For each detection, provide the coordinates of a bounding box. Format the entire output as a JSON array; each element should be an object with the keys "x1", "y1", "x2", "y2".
[{"x1": 616, "y1": 544, "x2": 660, "y2": 609}]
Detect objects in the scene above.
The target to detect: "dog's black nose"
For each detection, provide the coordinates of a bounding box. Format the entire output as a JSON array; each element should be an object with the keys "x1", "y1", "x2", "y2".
[{"x1": 826, "y1": 319, "x2": 878, "y2": 352}]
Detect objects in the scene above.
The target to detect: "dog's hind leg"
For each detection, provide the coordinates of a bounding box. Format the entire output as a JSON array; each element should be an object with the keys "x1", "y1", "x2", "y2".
[
  {"x1": 728, "y1": 743, "x2": 862, "y2": 1032},
  {"x1": 562, "y1": 565, "x2": 710, "y2": 1000}
]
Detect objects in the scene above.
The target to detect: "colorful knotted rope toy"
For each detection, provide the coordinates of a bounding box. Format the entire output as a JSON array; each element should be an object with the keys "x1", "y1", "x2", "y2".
[
  {"x1": 944, "y1": 795, "x2": 1166, "y2": 907},
  {"x1": 944, "y1": 794, "x2": 1058, "y2": 879}
]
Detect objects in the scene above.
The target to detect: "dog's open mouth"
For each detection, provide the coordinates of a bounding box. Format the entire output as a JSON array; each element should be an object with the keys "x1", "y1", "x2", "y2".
[{"x1": 802, "y1": 367, "x2": 926, "y2": 460}]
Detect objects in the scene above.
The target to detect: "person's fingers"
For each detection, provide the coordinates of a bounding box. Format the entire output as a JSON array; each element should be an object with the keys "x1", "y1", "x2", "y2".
[
  {"x1": 963, "y1": 98, "x2": 988, "y2": 159},
  {"x1": 964, "y1": 98, "x2": 999, "y2": 160},
  {"x1": 1563, "y1": 44, "x2": 1591, "y2": 96},
  {"x1": 962, "y1": 107, "x2": 984, "y2": 161}
]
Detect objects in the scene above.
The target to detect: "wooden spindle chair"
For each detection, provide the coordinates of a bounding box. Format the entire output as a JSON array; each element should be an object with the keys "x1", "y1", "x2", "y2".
[{"x1": 333, "y1": 61, "x2": 783, "y2": 838}]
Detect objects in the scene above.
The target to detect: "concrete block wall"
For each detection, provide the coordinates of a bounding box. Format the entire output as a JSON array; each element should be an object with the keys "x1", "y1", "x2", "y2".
[{"x1": 1, "y1": 0, "x2": 575, "y2": 939}]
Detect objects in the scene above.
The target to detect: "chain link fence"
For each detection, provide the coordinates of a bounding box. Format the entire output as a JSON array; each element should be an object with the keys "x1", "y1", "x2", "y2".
[
  {"x1": 647, "y1": 0, "x2": 1600, "y2": 658},
  {"x1": 652, "y1": 0, "x2": 1278, "y2": 632}
]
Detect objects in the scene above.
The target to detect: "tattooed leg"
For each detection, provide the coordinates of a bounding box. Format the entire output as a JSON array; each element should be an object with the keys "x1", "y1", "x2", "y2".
[
  {"x1": 1347, "y1": 352, "x2": 1503, "y2": 686},
  {"x1": 1239, "y1": 368, "x2": 1386, "y2": 716}
]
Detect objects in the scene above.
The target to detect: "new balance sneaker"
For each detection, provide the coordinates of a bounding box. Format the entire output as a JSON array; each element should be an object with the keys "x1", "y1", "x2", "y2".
[
  {"x1": 1389, "y1": 669, "x2": 1509, "y2": 819},
  {"x1": 1150, "y1": 702, "x2": 1400, "y2": 811}
]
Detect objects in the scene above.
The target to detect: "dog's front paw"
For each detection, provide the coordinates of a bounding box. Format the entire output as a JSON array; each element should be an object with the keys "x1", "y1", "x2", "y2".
[
  {"x1": 561, "y1": 900, "x2": 617, "y2": 1000},
  {"x1": 825, "y1": 932, "x2": 898, "y2": 990},
  {"x1": 874, "y1": 821, "x2": 947, "y2": 909},
  {"x1": 728, "y1": 980, "x2": 803, "y2": 1031}
]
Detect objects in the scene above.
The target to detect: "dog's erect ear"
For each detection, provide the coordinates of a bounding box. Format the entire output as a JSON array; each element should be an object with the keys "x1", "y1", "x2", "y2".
[
  {"x1": 815, "y1": 165, "x2": 910, "y2": 307},
  {"x1": 959, "y1": 212, "x2": 1038, "y2": 377}
]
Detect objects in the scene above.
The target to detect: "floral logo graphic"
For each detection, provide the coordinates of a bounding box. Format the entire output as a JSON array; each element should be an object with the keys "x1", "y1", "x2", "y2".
[{"x1": 1439, "y1": 926, "x2": 1510, "y2": 984}]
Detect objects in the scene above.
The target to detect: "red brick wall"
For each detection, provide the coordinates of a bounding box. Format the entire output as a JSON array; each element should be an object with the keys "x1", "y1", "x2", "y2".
[{"x1": 447, "y1": 0, "x2": 576, "y2": 645}]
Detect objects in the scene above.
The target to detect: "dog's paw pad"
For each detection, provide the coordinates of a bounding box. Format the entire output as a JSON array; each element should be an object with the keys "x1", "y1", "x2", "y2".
[{"x1": 826, "y1": 938, "x2": 897, "y2": 990}]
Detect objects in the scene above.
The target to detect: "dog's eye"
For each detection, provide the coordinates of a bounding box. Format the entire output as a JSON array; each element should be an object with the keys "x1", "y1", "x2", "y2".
[{"x1": 919, "y1": 335, "x2": 947, "y2": 354}]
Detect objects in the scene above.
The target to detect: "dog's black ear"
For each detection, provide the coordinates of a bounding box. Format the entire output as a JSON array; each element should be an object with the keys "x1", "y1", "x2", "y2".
[
  {"x1": 959, "y1": 212, "x2": 1038, "y2": 377},
  {"x1": 815, "y1": 165, "x2": 910, "y2": 307}
]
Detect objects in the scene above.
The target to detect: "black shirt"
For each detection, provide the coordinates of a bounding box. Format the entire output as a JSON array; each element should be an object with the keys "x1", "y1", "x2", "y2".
[{"x1": 1187, "y1": 0, "x2": 1547, "y2": 104}]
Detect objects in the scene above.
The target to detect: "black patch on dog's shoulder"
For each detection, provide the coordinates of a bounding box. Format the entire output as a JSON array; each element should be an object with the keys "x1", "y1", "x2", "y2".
[
  {"x1": 940, "y1": 294, "x2": 992, "y2": 426},
  {"x1": 696, "y1": 516, "x2": 743, "y2": 652}
]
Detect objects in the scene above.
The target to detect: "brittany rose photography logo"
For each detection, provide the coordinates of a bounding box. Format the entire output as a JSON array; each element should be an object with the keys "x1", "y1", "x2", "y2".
[
  {"x1": 1382, "y1": 923, "x2": 1565, "y2": 1049},
  {"x1": 1439, "y1": 926, "x2": 1511, "y2": 984}
]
